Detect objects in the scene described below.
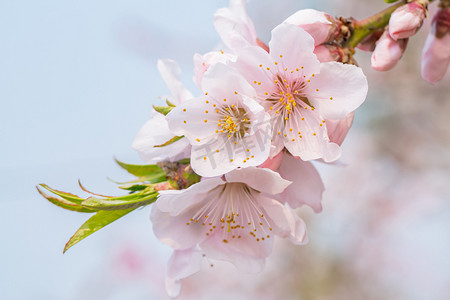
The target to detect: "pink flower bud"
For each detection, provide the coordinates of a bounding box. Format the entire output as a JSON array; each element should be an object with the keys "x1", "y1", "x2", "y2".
[
  {"x1": 284, "y1": 9, "x2": 340, "y2": 45},
  {"x1": 421, "y1": 7, "x2": 450, "y2": 84},
  {"x1": 371, "y1": 29, "x2": 408, "y2": 71},
  {"x1": 389, "y1": 1, "x2": 426, "y2": 40}
]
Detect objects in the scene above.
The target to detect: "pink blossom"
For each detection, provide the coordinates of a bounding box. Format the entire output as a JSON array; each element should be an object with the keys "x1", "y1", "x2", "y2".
[
  {"x1": 371, "y1": 30, "x2": 408, "y2": 71},
  {"x1": 421, "y1": 7, "x2": 450, "y2": 84},
  {"x1": 389, "y1": 1, "x2": 426, "y2": 40},
  {"x1": 214, "y1": 0, "x2": 258, "y2": 51},
  {"x1": 152, "y1": 167, "x2": 309, "y2": 296},
  {"x1": 166, "y1": 63, "x2": 272, "y2": 177},
  {"x1": 193, "y1": 50, "x2": 236, "y2": 90},
  {"x1": 234, "y1": 23, "x2": 368, "y2": 162},
  {"x1": 132, "y1": 59, "x2": 191, "y2": 163},
  {"x1": 284, "y1": 9, "x2": 340, "y2": 45}
]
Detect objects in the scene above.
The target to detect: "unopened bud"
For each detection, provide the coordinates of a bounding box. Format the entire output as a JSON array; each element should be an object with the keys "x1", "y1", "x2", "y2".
[
  {"x1": 421, "y1": 7, "x2": 450, "y2": 83},
  {"x1": 389, "y1": 1, "x2": 427, "y2": 40},
  {"x1": 371, "y1": 29, "x2": 408, "y2": 71},
  {"x1": 284, "y1": 9, "x2": 340, "y2": 45}
]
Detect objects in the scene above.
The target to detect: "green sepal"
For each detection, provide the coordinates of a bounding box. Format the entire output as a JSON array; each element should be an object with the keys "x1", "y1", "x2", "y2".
[
  {"x1": 37, "y1": 186, "x2": 94, "y2": 213},
  {"x1": 63, "y1": 209, "x2": 135, "y2": 253},
  {"x1": 81, "y1": 193, "x2": 157, "y2": 211},
  {"x1": 385, "y1": 0, "x2": 399, "y2": 3},
  {"x1": 153, "y1": 105, "x2": 174, "y2": 115},
  {"x1": 153, "y1": 135, "x2": 184, "y2": 148},
  {"x1": 166, "y1": 99, "x2": 176, "y2": 107}
]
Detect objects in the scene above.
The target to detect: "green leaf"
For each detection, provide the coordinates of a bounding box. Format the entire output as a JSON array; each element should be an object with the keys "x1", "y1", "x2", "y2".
[
  {"x1": 64, "y1": 209, "x2": 135, "y2": 253},
  {"x1": 385, "y1": 0, "x2": 399, "y2": 3},
  {"x1": 153, "y1": 135, "x2": 184, "y2": 148},
  {"x1": 81, "y1": 193, "x2": 157, "y2": 211},
  {"x1": 37, "y1": 186, "x2": 95, "y2": 213},
  {"x1": 114, "y1": 158, "x2": 165, "y2": 177},
  {"x1": 39, "y1": 184, "x2": 84, "y2": 204},
  {"x1": 153, "y1": 105, "x2": 174, "y2": 115}
]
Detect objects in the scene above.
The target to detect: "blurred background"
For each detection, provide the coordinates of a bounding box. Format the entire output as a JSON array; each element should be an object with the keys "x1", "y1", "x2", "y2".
[{"x1": 1, "y1": 0, "x2": 449, "y2": 299}]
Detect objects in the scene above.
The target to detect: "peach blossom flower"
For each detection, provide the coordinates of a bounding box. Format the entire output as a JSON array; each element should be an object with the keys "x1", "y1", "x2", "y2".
[
  {"x1": 166, "y1": 63, "x2": 272, "y2": 177},
  {"x1": 152, "y1": 167, "x2": 309, "y2": 297},
  {"x1": 234, "y1": 23, "x2": 368, "y2": 161}
]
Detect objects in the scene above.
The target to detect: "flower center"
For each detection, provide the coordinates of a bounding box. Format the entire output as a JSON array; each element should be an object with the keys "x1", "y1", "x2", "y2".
[
  {"x1": 185, "y1": 183, "x2": 272, "y2": 243},
  {"x1": 216, "y1": 106, "x2": 251, "y2": 139},
  {"x1": 266, "y1": 74, "x2": 313, "y2": 121}
]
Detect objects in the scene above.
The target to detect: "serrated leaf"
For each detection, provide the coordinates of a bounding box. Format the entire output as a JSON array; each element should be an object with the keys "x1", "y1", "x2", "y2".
[
  {"x1": 154, "y1": 135, "x2": 184, "y2": 148},
  {"x1": 114, "y1": 158, "x2": 165, "y2": 177},
  {"x1": 81, "y1": 193, "x2": 157, "y2": 211},
  {"x1": 153, "y1": 105, "x2": 174, "y2": 115},
  {"x1": 37, "y1": 187, "x2": 95, "y2": 213},
  {"x1": 64, "y1": 209, "x2": 135, "y2": 253},
  {"x1": 39, "y1": 184, "x2": 84, "y2": 204}
]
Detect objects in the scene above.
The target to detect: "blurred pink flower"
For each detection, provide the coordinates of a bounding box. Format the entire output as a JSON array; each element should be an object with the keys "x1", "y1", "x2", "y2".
[
  {"x1": 421, "y1": 7, "x2": 450, "y2": 84},
  {"x1": 389, "y1": 1, "x2": 426, "y2": 40},
  {"x1": 234, "y1": 23, "x2": 367, "y2": 161},
  {"x1": 132, "y1": 59, "x2": 192, "y2": 163},
  {"x1": 284, "y1": 9, "x2": 340, "y2": 46},
  {"x1": 166, "y1": 63, "x2": 271, "y2": 177},
  {"x1": 371, "y1": 30, "x2": 408, "y2": 71},
  {"x1": 152, "y1": 167, "x2": 309, "y2": 296}
]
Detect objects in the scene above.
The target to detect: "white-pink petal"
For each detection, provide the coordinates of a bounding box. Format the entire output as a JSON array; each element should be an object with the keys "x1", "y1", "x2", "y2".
[
  {"x1": 277, "y1": 154, "x2": 325, "y2": 212},
  {"x1": 306, "y1": 61, "x2": 368, "y2": 120},
  {"x1": 214, "y1": 0, "x2": 258, "y2": 50},
  {"x1": 132, "y1": 113, "x2": 191, "y2": 164},
  {"x1": 225, "y1": 167, "x2": 291, "y2": 195},
  {"x1": 259, "y1": 196, "x2": 308, "y2": 245},
  {"x1": 157, "y1": 59, "x2": 193, "y2": 104},
  {"x1": 165, "y1": 247, "x2": 204, "y2": 298},
  {"x1": 269, "y1": 23, "x2": 321, "y2": 77},
  {"x1": 199, "y1": 227, "x2": 271, "y2": 273}
]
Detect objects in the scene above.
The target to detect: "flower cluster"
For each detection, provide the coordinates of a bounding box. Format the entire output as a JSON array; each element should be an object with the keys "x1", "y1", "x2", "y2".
[
  {"x1": 37, "y1": 0, "x2": 448, "y2": 298},
  {"x1": 133, "y1": 0, "x2": 368, "y2": 297}
]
